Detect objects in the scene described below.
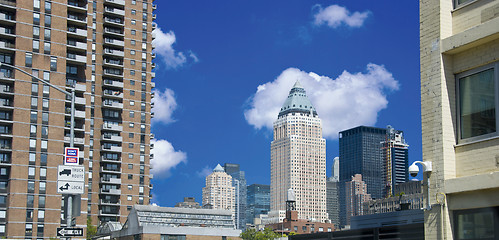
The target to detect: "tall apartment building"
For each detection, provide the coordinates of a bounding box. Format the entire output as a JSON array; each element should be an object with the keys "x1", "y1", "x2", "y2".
[
  {"x1": 420, "y1": 0, "x2": 499, "y2": 238},
  {"x1": 0, "y1": 0, "x2": 156, "y2": 237},
  {"x1": 344, "y1": 174, "x2": 371, "y2": 227},
  {"x1": 223, "y1": 163, "x2": 247, "y2": 229},
  {"x1": 381, "y1": 125, "x2": 409, "y2": 196},
  {"x1": 202, "y1": 164, "x2": 235, "y2": 213},
  {"x1": 331, "y1": 156, "x2": 339, "y2": 182},
  {"x1": 270, "y1": 81, "x2": 327, "y2": 223},
  {"x1": 246, "y1": 184, "x2": 270, "y2": 225}
]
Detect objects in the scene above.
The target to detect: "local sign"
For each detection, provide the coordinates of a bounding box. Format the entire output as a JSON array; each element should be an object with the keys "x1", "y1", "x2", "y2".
[
  {"x1": 57, "y1": 227, "x2": 84, "y2": 237},
  {"x1": 64, "y1": 147, "x2": 79, "y2": 165},
  {"x1": 57, "y1": 181, "x2": 84, "y2": 194}
]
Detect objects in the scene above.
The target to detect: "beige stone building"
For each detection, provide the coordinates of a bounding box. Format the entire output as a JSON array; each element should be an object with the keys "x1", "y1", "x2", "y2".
[
  {"x1": 344, "y1": 174, "x2": 370, "y2": 226},
  {"x1": 270, "y1": 81, "x2": 327, "y2": 223},
  {"x1": 420, "y1": 0, "x2": 499, "y2": 238},
  {"x1": 202, "y1": 164, "x2": 235, "y2": 213},
  {"x1": 0, "y1": 0, "x2": 156, "y2": 238}
]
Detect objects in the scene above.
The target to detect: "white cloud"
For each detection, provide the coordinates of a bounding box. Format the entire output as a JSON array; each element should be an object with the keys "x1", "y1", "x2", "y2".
[
  {"x1": 152, "y1": 88, "x2": 178, "y2": 125},
  {"x1": 152, "y1": 27, "x2": 198, "y2": 69},
  {"x1": 313, "y1": 4, "x2": 370, "y2": 28},
  {"x1": 196, "y1": 165, "x2": 213, "y2": 178},
  {"x1": 244, "y1": 64, "x2": 399, "y2": 139},
  {"x1": 150, "y1": 139, "x2": 187, "y2": 178}
]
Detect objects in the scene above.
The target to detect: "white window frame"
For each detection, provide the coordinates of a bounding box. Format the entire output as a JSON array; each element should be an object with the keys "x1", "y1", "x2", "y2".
[{"x1": 456, "y1": 62, "x2": 499, "y2": 144}]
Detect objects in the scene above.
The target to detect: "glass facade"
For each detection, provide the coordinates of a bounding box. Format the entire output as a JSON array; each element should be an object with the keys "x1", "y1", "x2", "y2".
[{"x1": 246, "y1": 184, "x2": 270, "y2": 224}]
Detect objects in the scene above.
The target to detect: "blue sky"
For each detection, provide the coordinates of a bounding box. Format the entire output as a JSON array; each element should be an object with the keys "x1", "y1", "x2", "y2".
[{"x1": 149, "y1": 0, "x2": 421, "y2": 207}]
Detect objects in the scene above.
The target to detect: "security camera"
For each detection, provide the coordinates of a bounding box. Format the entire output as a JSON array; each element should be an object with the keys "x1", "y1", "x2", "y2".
[
  {"x1": 409, "y1": 164, "x2": 420, "y2": 177},
  {"x1": 409, "y1": 161, "x2": 432, "y2": 178}
]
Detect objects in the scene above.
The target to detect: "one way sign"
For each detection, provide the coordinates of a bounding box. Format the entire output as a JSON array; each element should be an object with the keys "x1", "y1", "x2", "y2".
[
  {"x1": 57, "y1": 181, "x2": 84, "y2": 194},
  {"x1": 57, "y1": 227, "x2": 84, "y2": 237}
]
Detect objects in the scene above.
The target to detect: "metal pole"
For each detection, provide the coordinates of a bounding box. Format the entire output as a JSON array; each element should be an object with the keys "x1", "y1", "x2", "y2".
[{"x1": 0, "y1": 63, "x2": 77, "y2": 231}]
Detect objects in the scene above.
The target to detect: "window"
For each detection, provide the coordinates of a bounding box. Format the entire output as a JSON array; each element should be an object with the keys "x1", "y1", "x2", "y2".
[
  {"x1": 131, "y1": 60, "x2": 135, "y2": 65},
  {"x1": 129, "y1": 143, "x2": 134, "y2": 148},
  {"x1": 129, "y1": 153, "x2": 133, "y2": 159},
  {"x1": 454, "y1": 207, "x2": 499, "y2": 240},
  {"x1": 131, "y1": 30, "x2": 136, "y2": 35},
  {"x1": 43, "y1": 71, "x2": 50, "y2": 81},
  {"x1": 26, "y1": 53, "x2": 33, "y2": 67},
  {"x1": 34, "y1": 0, "x2": 40, "y2": 9},
  {"x1": 33, "y1": 13, "x2": 40, "y2": 25},
  {"x1": 457, "y1": 63, "x2": 498, "y2": 142},
  {"x1": 44, "y1": 1, "x2": 51, "y2": 12},
  {"x1": 31, "y1": 97, "x2": 38, "y2": 107},
  {"x1": 44, "y1": 28, "x2": 51, "y2": 40},
  {"x1": 131, "y1": 50, "x2": 135, "y2": 55},
  {"x1": 28, "y1": 167, "x2": 35, "y2": 178},
  {"x1": 454, "y1": 0, "x2": 474, "y2": 8},
  {"x1": 33, "y1": 40, "x2": 40, "y2": 52},
  {"x1": 38, "y1": 196, "x2": 45, "y2": 208},
  {"x1": 30, "y1": 139, "x2": 36, "y2": 148},
  {"x1": 130, "y1": 90, "x2": 135, "y2": 96},
  {"x1": 129, "y1": 111, "x2": 135, "y2": 118},
  {"x1": 131, "y1": 10, "x2": 136, "y2": 15},
  {"x1": 44, "y1": 14, "x2": 51, "y2": 26},
  {"x1": 127, "y1": 195, "x2": 132, "y2": 201},
  {"x1": 26, "y1": 223, "x2": 33, "y2": 234},
  {"x1": 130, "y1": 101, "x2": 135, "y2": 106},
  {"x1": 128, "y1": 164, "x2": 133, "y2": 169},
  {"x1": 32, "y1": 83, "x2": 38, "y2": 93},
  {"x1": 39, "y1": 181, "x2": 46, "y2": 192},
  {"x1": 129, "y1": 133, "x2": 134, "y2": 138},
  {"x1": 43, "y1": 42, "x2": 50, "y2": 54},
  {"x1": 50, "y1": 57, "x2": 56, "y2": 71},
  {"x1": 28, "y1": 181, "x2": 35, "y2": 193},
  {"x1": 33, "y1": 26, "x2": 40, "y2": 38},
  {"x1": 131, "y1": 40, "x2": 136, "y2": 46},
  {"x1": 29, "y1": 153, "x2": 36, "y2": 163}
]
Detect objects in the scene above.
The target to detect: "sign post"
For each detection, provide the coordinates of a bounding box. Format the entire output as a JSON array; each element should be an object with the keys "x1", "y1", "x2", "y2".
[{"x1": 58, "y1": 148, "x2": 84, "y2": 238}]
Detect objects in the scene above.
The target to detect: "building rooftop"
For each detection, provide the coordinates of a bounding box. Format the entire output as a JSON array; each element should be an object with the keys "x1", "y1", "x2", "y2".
[{"x1": 278, "y1": 81, "x2": 317, "y2": 118}]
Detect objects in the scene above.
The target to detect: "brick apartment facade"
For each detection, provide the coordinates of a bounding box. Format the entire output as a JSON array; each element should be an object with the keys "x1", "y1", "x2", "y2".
[{"x1": 0, "y1": 0, "x2": 156, "y2": 237}]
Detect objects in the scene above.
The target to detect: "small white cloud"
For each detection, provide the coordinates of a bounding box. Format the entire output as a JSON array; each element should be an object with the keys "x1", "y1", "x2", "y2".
[
  {"x1": 189, "y1": 51, "x2": 199, "y2": 63},
  {"x1": 150, "y1": 139, "x2": 187, "y2": 178},
  {"x1": 244, "y1": 64, "x2": 399, "y2": 139},
  {"x1": 152, "y1": 88, "x2": 178, "y2": 125},
  {"x1": 313, "y1": 4, "x2": 370, "y2": 28},
  {"x1": 196, "y1": 166, "x2": 213, "y2": 178},
  {"x1": 152, "y1": 27, "x2": 198, "y2": 69}
]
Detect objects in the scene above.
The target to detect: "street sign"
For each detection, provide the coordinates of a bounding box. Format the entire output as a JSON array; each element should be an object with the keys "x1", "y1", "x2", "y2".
[
  {"x1": 64, "y1": 147, "x2": 79, "y2": 165},
  {"x1": 57, "y1": 165, "x2": 85, "y2": 182},
  {"x1": 57, "y1": 181, "x2": 84, "y2": 194},
  {"x1": 57, "y1": 227, "x2": 84, "y2": 237}
]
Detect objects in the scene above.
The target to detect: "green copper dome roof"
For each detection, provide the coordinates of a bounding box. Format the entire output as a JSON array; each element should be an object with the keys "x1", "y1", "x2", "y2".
[{"x1": 278, "y1": 81, "x2": 317, "y2": 118}]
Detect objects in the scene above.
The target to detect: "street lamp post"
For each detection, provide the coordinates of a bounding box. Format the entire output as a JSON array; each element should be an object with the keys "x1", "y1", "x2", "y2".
[{"x1": 0, "y1": 62, "x2": 77, "y2": 228}]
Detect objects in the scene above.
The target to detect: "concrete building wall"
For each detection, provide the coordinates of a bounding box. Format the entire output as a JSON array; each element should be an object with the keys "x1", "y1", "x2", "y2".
[{"x1": 420, "y1": 0, "x2": 499, "y2": 239}]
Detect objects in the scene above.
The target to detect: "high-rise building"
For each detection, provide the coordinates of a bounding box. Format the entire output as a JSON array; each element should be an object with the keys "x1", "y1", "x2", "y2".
[
  {"x1": 0, "y1": 0, "x2": 155, "y2": 237},
  {"x1": 246, "y1": 184, "x2": 270, "y2": 224},
  {"x1": 202, "y1": 164, "x2": 235, "y2": 213},
  {"x1": 344, "y1": 174, "x2": 371, "y2": 226},
  {"x1": 331, "y1": 157, "x2": 339, "y2": 182},
  {"x1": 270, "y1": 81, "x2": 327, "y2": 223},
  {"x1": 223, "y1": 163, "x2": 247, "y2": 229},
  {"x1": 338, "y1": 125, "x2": 408, "y2": 227},
  {"x1": 339, "y1": 126, "x2": 387, "y2": 200},
  {"x1": 420, "y1": 0, "x2": 499, "y2": 238},
  {"x1": 326, "y1": 177, "x2": 339, "y2": 227},
  {"x1": 382, "y1": 126, "x2": 409, "y2": 196}
]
